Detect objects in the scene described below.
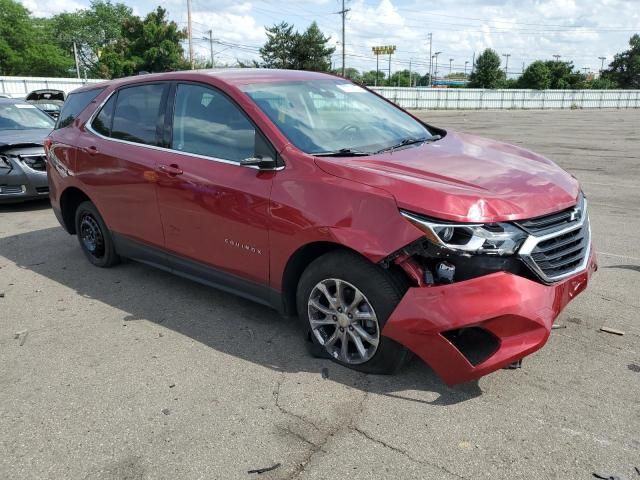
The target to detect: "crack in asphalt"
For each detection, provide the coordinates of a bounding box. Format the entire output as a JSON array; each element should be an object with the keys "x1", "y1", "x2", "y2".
[
  {"x1": 274, "y1": 373, "x2": 372, "y2": 479},
  {"x1": 352, "y1": 426, "x2": 472, "y2": 480}
]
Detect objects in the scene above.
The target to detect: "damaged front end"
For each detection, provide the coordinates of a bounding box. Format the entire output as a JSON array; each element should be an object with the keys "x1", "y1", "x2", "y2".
[{"x1": 378, "y1": 199, "x2": 596, "y2": 384}]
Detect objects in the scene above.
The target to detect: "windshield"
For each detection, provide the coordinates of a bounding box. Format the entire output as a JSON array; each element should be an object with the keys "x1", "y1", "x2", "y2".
[
  {"x1": 241, "y1": 80, "x2": 433, "y2": 155},
  {"x1": 0, "y1": 103, "x2": 55, "y2": 130}
]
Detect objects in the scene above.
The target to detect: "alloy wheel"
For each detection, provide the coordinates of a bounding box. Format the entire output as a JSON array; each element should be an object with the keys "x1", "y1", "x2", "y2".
[{"x1": 307, "y1": 278, "x2": 380, "y2": 364}]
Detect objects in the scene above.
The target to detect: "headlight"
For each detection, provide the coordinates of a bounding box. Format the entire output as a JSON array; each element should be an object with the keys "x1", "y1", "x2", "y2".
[{"x1": 400, "y1": 210, "x2": 527, "y2": 255}]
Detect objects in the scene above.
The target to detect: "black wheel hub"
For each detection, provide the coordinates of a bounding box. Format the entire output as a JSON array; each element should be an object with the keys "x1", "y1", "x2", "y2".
[{"x1": 79, "y1": 213, "x2": 105, "y2": 258}]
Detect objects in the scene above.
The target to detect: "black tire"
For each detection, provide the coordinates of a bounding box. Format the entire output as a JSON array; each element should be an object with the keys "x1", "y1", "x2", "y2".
[
  {"x1": 74, "y1": 201, "x2": 120, "y2": 268},
  {"x1": 296, "y1": 250, "x2": 411, "y2": 374}
]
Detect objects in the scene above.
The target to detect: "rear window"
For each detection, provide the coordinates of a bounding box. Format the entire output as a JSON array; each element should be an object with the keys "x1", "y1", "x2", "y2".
[{"x1": 55, "y1": 88, "x2": 104, "y2": 130}]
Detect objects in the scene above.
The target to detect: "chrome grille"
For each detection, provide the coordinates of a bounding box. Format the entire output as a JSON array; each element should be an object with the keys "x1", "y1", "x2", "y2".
[{"x1": 518, "y1": 196, "x2": 591, "y2": 283}]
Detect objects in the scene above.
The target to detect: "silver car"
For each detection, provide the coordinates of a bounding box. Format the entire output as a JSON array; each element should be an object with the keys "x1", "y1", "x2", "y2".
[{"x1": 0, "y1": 98, "x2": 55, "y2": 203}]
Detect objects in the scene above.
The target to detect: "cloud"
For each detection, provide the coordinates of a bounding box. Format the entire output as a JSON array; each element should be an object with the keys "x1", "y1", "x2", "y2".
[{"x1": 16, "y1": 0, "x2": 640, "y2": 75}]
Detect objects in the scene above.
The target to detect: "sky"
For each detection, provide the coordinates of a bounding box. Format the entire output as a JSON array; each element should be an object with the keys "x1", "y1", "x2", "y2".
[{"x1": 18, "y1": 0, "x2": 640, "y2": 77}]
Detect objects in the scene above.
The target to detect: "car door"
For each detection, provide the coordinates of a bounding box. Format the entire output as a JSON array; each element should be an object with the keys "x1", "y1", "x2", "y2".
[
  {"x1": 78, "y1": 83, "x2": 170, "y2": 250},
  {"x1": 154, "y1": 82, "x2": 275, "y2": 293}
]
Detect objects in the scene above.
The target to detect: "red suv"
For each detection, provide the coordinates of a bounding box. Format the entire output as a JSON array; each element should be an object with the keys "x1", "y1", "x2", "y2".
[{"x1": 47, "y1": 70, "x2": 596, "y2": 384}]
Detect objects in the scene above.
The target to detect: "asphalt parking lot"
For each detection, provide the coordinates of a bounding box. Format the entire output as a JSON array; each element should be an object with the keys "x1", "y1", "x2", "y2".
[{"x1": 1, "y1": 109, "x2": 638, "y2": 480}]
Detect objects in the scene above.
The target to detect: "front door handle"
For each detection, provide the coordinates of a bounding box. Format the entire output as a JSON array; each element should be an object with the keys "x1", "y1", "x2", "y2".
[
  {"x1": 84, "y1": 145, "x2": 98, "y2": 156},
  {"x1": 158, "y1": 164, "x2": 183, "y2": 176}
]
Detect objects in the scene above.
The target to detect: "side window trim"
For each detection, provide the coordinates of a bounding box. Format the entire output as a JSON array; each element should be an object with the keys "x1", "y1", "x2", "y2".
[{"x1": 167, "y1": 80, "x2": 280, "y2": 166}]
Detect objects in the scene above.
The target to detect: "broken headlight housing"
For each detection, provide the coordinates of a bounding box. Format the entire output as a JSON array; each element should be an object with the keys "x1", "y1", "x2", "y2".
[{"x1": 400, "y1": 210, "x2": 527, "y2": 255}]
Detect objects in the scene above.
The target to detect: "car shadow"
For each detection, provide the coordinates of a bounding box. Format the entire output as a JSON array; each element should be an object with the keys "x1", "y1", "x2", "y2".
[
  {"x1": 0, "y1": 198, "x2": 51, "y2": 211},
  {"x1": 0, "y1": 226, "x2": 482, "y2": 406}
]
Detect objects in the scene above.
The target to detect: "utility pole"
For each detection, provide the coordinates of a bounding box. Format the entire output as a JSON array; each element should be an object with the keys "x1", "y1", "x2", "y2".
[
  {"x1": 464, "y1": 60, "x2": 469, "y2": 76},
  {"x1": 552, "y1": 54, "x2": 561, "y2": 62},
  {"x1": 598, "y1": 56, "x2": 606, "y2": 73},
  {"x1": 207, "y1": 30, "x2": 214, "y2": 68},
  {"x1": 408, "y1": 59, "x2": 412, "y2": 87},
  {"x1": 502, "y1": 53, "x2": 510, "y2": 77},
  {"x1": 432, "y1": 51, "x2": 441, "y2": 85},
  {"x1": 427, "y1": 33, "x2": 433, "y2": 87},
  {"x1": 187, "y1": 0, "x2": 194, "y2": 68},
  {"x1": 337, "y1": 0, "x2": 350, "y2": 76},
  {"x1": 471, "y1": 51, "x2": 475, "y2": 74},
  {"x1": 72, "y1": 41, "x2": 80, "y2": 79},
  {"x1": 449, "y1": 58, "x2": 453, "y2": 75}
]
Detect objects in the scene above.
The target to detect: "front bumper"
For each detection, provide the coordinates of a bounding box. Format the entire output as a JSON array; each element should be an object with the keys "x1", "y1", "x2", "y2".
[
  {"x1": 0, "y1": 159, "x2": 49, "y2": 204},
  {"x1": 382, "y1": 250, "x2": 597, "y2": 384}
]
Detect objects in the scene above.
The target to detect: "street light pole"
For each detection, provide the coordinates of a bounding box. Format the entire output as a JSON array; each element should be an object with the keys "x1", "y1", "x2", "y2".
[
  {"x1": 598, "y1": 56, "x2": 606, "y2": 73},
  {"x1": 552, "y1": 54, "x2": 561, "y2": 62},
  {"x1": 372, "y1": 46, "x2": 395, "y2": 86},
  {"x1": 432, "y1": 51, "x2": 441, "y2": 85},
  {"x1": 464, "y1": 60, "x2": 469, "y2": 76},
  {"x1": 449, "y1": 58, "x2": 453, "y2": 75}
]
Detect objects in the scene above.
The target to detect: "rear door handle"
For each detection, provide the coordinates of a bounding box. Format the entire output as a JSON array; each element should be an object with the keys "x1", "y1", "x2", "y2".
[{"x1": 158, "y1": 164, "x2": 183, "y2": 176}]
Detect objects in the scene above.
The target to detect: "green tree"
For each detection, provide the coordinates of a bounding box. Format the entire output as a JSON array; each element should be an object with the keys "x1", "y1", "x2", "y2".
[
  {"x1": 335, "y1": 67, "x2": 361, "y2": 82},
  {"x1": 0, "y1": 0, "x2": 73, "y2": 76},
  {"x1": 259, "y1": 21, "x2": 334, "y2": 71},
  {"x1": 602, "y1": 34, "x2": 640, "y2": 89},
  {"x1": 468, "y1": 48, "x2": 505, "y2": 88},
  {"x1": 545, "y1": 60, "x2": 585, "y2": 89},
  {"x1": 99, "y1": 7, "x2": 188, "y2": 77},
  {"x1": 518, "y1": 61, "x2": 551, "y2": 89},
  {"x1": 360, "y1": 69, "x2": 384, "y2": 86},
  {"x1": 51, "y1": 1, "x2": 133, "y2": 78},
  {"x1": 259, "y1": 22, "x2": 297, "y2": 69},
  {"x1": 586, "y1": 77, "x2": 618, "y2": 89},
  {"x1": 415, "y1": 73, "x2": 431, "y2": 86},
  {"x1": 388, "y1": 69, "x2": 412, "y2": 86},
  {"x1": 296, "y1": 22, "x2": 334, "y2": 71}
]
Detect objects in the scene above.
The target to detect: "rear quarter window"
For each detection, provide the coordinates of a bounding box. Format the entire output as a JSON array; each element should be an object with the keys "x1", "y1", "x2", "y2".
[{"x1": 55, "y1": 88, "x2": 104, "y2": 130}]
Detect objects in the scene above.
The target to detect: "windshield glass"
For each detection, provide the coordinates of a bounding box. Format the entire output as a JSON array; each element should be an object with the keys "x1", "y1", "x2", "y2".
[
  {"x1": 241, "y1": 80, "x2": 433, "y2": 155},
  {"x1": 0, "y1": 103, "x2": 55, "y2": 130}
]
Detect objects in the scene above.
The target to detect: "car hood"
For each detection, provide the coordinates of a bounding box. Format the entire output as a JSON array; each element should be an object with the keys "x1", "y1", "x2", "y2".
[
  {"x1": 314, "y1": 131, "x2": 580, "y2": 223},
  {"x1": 0, "y1": 129, "x2": 50, "y2": 149}
]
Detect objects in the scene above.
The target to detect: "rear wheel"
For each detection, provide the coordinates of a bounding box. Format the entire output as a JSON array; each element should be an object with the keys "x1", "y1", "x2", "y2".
[
  {"x1": 74, "y1": 201, "x2": 120, "y2": 268},
  {"x1": 297, "y1": 250, "x2": 410, "y2": 374}
]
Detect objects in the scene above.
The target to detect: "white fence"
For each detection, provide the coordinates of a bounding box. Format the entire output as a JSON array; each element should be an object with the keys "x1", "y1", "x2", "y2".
[
  {"x1": 0, "y1": 76, "x2": 103, "y2": 98},
  {"x1": 2, "y1": 76, "x2": 640, "y2": 110},
  {"x1": 371, "y1": 87, "x2": 640, "y2": 110}
]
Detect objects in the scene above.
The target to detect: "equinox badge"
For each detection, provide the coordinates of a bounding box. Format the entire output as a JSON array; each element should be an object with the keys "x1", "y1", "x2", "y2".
[{"x1": 224, "y1": 238, "x2": 262, "y2": 255}]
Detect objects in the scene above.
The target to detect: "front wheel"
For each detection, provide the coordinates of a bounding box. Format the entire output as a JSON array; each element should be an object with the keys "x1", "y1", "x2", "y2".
[
  {"x1": 296, "y1": 250, "x2": 410, "y2": 374},
  {"x1": 74, "y1": 201, "x2": 120, "y2": 268}
]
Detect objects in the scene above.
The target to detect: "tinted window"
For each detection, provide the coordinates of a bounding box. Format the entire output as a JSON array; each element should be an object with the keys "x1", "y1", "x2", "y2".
[
  {"x1": 56, "y1": 88, "x2": 104, "y2": 129},
  {"x1": 111, "y1": 84, "x2": 166, "y2": 146},
  {"x1": 91, "y1": 94, "x2": 116, "y2": 137},
  {"x1": 171, "y1": 84, "x2": 255, "y2": 162}
]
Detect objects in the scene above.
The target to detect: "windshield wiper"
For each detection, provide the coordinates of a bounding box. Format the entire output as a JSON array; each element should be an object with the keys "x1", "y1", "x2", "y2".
[
  {"x1": 375, "y1": 135, "x2": 441, "y2": 154},
  {"x1": 313, "y1": 148, "x2": 371, "y2": 157}
]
